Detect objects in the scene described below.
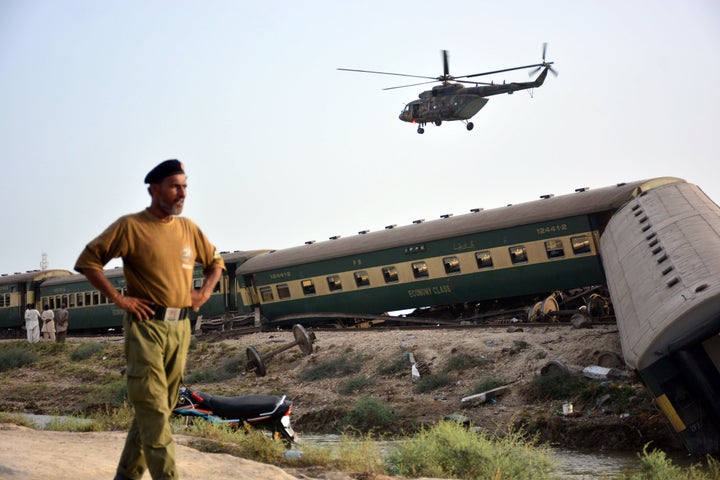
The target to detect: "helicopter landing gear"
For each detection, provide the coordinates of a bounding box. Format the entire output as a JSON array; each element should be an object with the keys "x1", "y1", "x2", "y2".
[
  {"x1": 466, "y1": 122, "x2": 474, "y2": 131},
  {"x1": 434, "y1": 120, "x2": 442, "y2": 127},
  {"x1": 417, "y1": 126, "x2": 425, "y2": 134}
]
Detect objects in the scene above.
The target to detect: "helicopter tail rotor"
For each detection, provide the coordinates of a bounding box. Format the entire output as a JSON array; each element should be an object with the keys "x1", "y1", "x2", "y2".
[{"x1": 529, "y1": 42, "x2": 559, "y2": 77}]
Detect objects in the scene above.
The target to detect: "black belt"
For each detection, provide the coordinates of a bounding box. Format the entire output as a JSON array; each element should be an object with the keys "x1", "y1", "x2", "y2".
[{"x1": 149, "y1": 306, "x2": 190, "y2": 321}]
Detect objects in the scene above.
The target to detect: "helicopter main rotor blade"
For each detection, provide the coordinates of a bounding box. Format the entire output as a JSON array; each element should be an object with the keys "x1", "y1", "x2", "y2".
[
  {"x1": 458, "y1": 62, "x2": 552, "y2": 79},
  {"x1": 382, "y1": 79, "x2": 440, "y2": 91},
  {"x1": 337, "y1": 68, "x2": 436, "y2": 81},
  {"x1": 442, "y1": 50, "x2": 449, "y2": 78}
]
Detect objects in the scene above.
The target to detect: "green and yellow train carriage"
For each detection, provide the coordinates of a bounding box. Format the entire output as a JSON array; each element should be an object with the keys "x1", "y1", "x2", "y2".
[
  {"x1": 0, "y1": 269, "x2": 72, "y2": 332},
  {"x1": 237, "y1": 179, "x2": 673, "y2": 327},
  {"x1": 40, "y1": 268, "x2": 127, "y2": 331}
]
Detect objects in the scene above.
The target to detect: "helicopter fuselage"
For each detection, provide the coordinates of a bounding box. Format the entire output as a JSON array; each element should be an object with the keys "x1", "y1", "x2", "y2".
[{"x1": 399, "y1": 67, "x2": 549, "y2": 125}]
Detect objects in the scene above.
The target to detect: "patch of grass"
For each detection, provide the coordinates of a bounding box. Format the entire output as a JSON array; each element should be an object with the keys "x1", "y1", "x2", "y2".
[
  {"x1": 86, "y1": 378, "x2": 128, "y2": 406},
  {"x1": 0, "y1": 346, "x2": 38, "y2": 372},
  {"x1": 185, "y1": 354, "x2": 243, "y2": 384},
  {"x1": 94, "y1": 403, "x2": 135, "y2": 430},
  {"x1": 618, "y1": 444, "x2": 720, "y2": 480},
  {"x1": 386, "y1": 421, "x2": 555, "y2": 480},
  {"x1": 341, "y1": 397, "x2": 398, "y2": 432},
  {"x1": 339, "y1": 375, "x2": 375, "y2": 395},
  {"x1": 376, "y1": 355, "x2": 408, "y2": 376},
  {"x1": 70, "y1": 342, "x2": 105, "y2": 361},
  {"x1": 44, "y1": 416, "x2": 99, "y2": 432},
  {"x1": 444, "y1": 352, "x2": 487, "y2": 372},
  {"x1": 470, "y1": 376, "x2": 506, "y2": 395},
  {"x1": 0, "y1": 412, "x2": 36, "y2": 427},
  {"x1": 300, "y1": 352, "x2": 363, "y2": 381},
  {"x1": 526, "y1": 372, "x2": 586, "y2": 401},
  {"x1": 414, "y1": 372, "x2": 453, "y2": 393}
]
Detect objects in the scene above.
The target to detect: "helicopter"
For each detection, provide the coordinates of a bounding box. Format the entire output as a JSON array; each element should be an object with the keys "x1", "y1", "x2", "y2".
[{"x1": 338, "y1": 44, "x2": 558, "y2": 134}]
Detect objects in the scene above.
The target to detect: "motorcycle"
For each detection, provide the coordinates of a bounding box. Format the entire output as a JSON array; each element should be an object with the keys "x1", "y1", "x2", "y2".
[{"x1": 173, "y1": 386, "x2": 298, "y2": 444}]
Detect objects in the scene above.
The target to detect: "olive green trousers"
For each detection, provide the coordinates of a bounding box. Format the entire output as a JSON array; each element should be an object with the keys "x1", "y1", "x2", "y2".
[{"x1": 116, "y1": 315, "x2": 190, "y2": 480}]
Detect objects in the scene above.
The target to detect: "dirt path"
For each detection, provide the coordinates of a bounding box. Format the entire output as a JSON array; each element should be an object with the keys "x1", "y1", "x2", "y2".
[{"x1": 0, "y1": 424, "x2": 303, "y2": 480}]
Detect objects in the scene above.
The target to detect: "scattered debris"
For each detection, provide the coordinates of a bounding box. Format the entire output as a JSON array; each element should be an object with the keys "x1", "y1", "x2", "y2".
[
  {"x1": 461, "y1": 384, "x2": 511, "y2": 406},
  {"x1": 582, "y1": 365, "x2": 629, "y2": 381},
  {"x1": 540, "y1": 359, "x2": 570, "y2": 376}
]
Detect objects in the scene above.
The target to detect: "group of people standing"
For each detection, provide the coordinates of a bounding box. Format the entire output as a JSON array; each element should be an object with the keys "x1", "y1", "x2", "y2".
[{"x1": 23, "y1": 303, "x2": 69, "y2": 343}]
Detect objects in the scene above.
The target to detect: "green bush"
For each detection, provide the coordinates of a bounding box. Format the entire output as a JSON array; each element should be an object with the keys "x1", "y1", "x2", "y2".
[
  {"x1": 414, "y1": 373, "x2": 453, "y2": 393},
  {"x1": 185, "y1": 354, "x2": 243, "y2": 383},
  {"x1": 618, "y1": 444, "x2": 720, "y2": 480},
  {"x1": 339, "y1": 375, "x2": 375, "y2": 394},
  {"x1": 70, "y1": 342, "x2": 105, "y2": 361},
  {"x1": 444, "y1": 352, "x2": 486, "y2": 372},
  {"x1": 470, "y1": 376, "x2": 506, "y2": 395},
  {"x1": 526, "y1": 372, "x2": 585, "y2": 401},
  {"x1": 376, "y1": 355, "x2": 408, "y2": 376},
  {"x1": 300, "y1": 353, "x2": 363, "y2": 381},
  {"x1": 341, "y1": 397, "x2": 398, "y2": 432},
  {"x1": 0, "y1": 346, "x2": 38, "y2": 372},
  {"x1": 387, "y1": 420, "x2": 554, "y2": 479}
]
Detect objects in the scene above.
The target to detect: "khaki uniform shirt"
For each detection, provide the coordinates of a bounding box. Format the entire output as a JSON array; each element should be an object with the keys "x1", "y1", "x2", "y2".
[{"x1": 74, "y1": 209, "x2": 225, "y2": 308}]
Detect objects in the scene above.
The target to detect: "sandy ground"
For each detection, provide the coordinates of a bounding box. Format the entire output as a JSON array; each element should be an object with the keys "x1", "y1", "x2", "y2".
[{"x1": 0, "y1": 424, "x2": 303, "y2": 480}]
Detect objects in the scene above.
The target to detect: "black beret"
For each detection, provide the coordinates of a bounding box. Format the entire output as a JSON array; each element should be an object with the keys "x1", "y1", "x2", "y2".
[{"x1": 144, "y1": 159, "x2": 185, "y2": 184}]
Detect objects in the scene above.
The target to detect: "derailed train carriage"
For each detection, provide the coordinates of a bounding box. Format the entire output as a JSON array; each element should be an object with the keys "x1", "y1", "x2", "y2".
[
  {"x1": 234, "y1": 178, "x2": 662, "y2": 326},
  {"x1": 601, "y1": 180, "x2": 720, "y2": 454}
]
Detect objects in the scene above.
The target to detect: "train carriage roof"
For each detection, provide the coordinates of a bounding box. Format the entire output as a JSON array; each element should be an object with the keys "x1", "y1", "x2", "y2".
[
  {"x1": 0, "y1": 269, "x2": 73, "y2": 286},
  {"x1": 238, "y1": 177, "x2": 685, "y2": 274}
]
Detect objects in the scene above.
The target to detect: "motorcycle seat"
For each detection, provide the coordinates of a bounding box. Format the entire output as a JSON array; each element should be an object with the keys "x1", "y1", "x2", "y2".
[{"x1": 196, "y1": 391, "x2": 286, "y2": 419}]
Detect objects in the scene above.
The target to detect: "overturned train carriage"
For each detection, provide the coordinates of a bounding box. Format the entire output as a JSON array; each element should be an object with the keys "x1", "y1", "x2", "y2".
[{"x1": 601, "y1": 179, "x2": 720, "y2": 454}]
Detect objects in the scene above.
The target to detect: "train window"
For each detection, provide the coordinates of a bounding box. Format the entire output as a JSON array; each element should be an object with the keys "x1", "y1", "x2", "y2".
[
  {"x1": 85, "y1": 292, "x2": 92, "y2": 306},
  {"x1": 509, "y1": 246, "x2": 528, "y2": 264},
  {"x1": 68, "y1": 294, "x2": 75, "y2": 308},
  {"x1": 412, "y1": 261, "x2": 429, "y2": 278},
  {"x1": 193, "y1": 279, "x2": 203, "y2": 290},
  {"x1": 76, "y1": 294, "x2": 83, "y2": 307},
  {"x1": 475, "y1": 251, "x2": 493, "y2": 269},
  {"x1": 544, "y1": 240, "x2": 565, "y2": 259},
  {"x1": 326, "y1": 275, "x2": 342, "y2": 291},
  {"x1": 301, "y1": 279, "x2": 316, "y2": 295},
  {"x1": 443, "y1": 256, "x2": 461, "y2": 274},
  {"x1": 0, "y1": 294, "x2": 5, "y2": 307},
  {"x1": 382, "y1": 266, "x2": 399, "y2": 283},
  {"x1": 354, "y1": 271, "x2": 370, "y2": 287},
  {"x1": 277, "y1": 284, "x2": 291, "y2": 299},
  {"x1": 259, "y1": 286, "x2": 274, "y2": 302},
  {"x1": 571, "y1": 235, "x2": 591, "y2": 255}
]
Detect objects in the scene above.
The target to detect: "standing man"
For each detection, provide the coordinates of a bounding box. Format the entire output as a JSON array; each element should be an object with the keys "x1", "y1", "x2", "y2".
[
  {"x1": 56, "y1": 303, "x2": 69, "y2": 343},
  {"x1": 23, "y1": 304, "x2": 41, "y2": 343},
  {"x1": 40, "y1": 304, "x2": 55, "y2": 341},
  {"x1": 74, "y1": 159, "x2": 225, "y2": 480}
]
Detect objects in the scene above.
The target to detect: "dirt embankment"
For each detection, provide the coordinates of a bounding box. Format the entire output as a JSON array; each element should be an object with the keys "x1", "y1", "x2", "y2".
[{"x1": 0, "y1": 325, "x2": 681, "y2": 479}]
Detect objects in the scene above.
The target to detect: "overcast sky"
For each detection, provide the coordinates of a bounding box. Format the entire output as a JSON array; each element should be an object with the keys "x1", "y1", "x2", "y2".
[{"x1": 1, "y1": 0, "x2": 718, "y2": 274}]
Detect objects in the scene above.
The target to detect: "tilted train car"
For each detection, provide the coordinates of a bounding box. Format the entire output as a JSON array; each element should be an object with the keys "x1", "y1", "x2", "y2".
[
  {"x1": 236, "y1": 178, "x2": 680, "y2": 327},
  {"x1": 0, "y1": 269, "x2": 72, "y2": 333},
  {"x1": 600, "y1": 179, "x2": 720, "y2": 454}
]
